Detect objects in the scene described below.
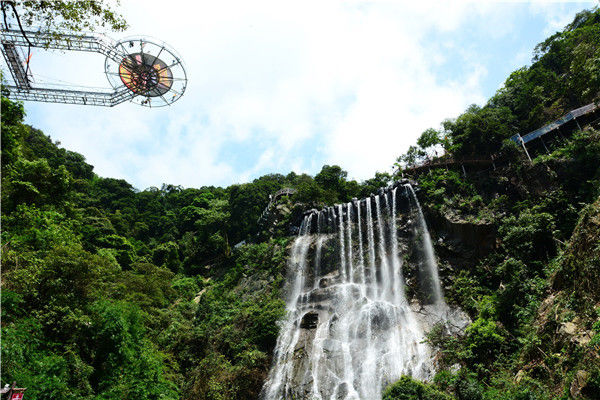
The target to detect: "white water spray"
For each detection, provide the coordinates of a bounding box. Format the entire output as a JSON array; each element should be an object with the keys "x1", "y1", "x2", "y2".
[
  {"x1": 406, "y1": 184, "x2": 444, "y2": 306},
  {"x1": 261, "y1": 185, "x2": 445, "y2": 400}
]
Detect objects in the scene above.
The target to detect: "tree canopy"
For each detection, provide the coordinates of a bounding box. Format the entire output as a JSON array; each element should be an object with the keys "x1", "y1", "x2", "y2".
[
  {"x1": 2, "y1": 5, "x2": 600, "y2": 400},
  {"x1": 2, "y1": 0, "x2": 127, "y2": 33},
  {"x1": 397, "y1": 7, "x2": 600, "y2": 166}
]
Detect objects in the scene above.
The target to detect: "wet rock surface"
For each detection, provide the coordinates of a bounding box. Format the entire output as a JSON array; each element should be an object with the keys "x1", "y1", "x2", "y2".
[
  {"x1": 300, "y1": 312, "x2": 319, "y2": 329},
  {"x1": 262, "y1": 186, "x2": 471, "y2": 400}
]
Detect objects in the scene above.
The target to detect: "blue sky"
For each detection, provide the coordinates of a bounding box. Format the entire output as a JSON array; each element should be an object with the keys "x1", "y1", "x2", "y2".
[{"x1": 11, "y1": 0, "x2": 596, "y2": 190}]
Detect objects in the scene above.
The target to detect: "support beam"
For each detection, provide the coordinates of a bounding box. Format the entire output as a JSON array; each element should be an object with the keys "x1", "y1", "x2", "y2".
[
  {"x1": 4, "y1": 85, "x2": 135, "y2": 106},
  {"x1": 519, "y1": 135, "x2": 532, "y2": 163},
  {"x1": 2, "y1": 29, "x2": 125, "y2": 63},
  {"x1": 540, "y1": 136, "x2": 550, "y2": 154},
  {"x1": 1, "y1": 29, "x2": 132, "y2": 106}
]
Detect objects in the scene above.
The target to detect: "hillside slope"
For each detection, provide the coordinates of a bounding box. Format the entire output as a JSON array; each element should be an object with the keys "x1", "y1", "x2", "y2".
[{"x1": 2, "y1": 6, "x2": 600, "y2": 400}]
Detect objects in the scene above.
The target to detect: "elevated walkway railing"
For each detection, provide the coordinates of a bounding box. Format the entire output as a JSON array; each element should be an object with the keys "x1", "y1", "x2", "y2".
[
  {"x1": 510, "y1": 102, "x2": 598, "y2": 146},
  {"x1": 403, "y1": 157, "x2": 494, "y2": 174},
  {"x1": 403, "y1": 101, "x2": 599, "y2": 174},
  {"x1": 257, "y1": 188, "x2": 297, "y2": 225}
]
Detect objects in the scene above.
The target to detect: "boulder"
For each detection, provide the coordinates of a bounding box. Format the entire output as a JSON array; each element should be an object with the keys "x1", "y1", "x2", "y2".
[
  {"x1": 193, "y1": 288, "x2": 207, "y2": 304},
  {"x1": 515, "y1": 369, "x2": 526, "y2": 383},
  {"x1": 570, "y1": 370, "x2": 589, "y2": 398},
  {"x1": 560, "y1": 322, "x2": 578, "y2": 336}
]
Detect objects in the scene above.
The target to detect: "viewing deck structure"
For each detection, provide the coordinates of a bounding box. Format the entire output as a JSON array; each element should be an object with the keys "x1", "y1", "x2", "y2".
[
  {"x1": 257, "y1": 188, "x2": 297, "y2": 226},
  {"x1": 403, "y1": 101, "x2": 600, "y2": 174}
]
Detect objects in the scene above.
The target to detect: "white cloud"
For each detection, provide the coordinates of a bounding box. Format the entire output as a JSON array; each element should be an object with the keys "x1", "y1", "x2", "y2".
[
  {"x1": 11, "y1": 0, "x2": 595, "y2": 188},
  {"x1": 529, "y1": 1, "x2": 593, "y2": 36}
]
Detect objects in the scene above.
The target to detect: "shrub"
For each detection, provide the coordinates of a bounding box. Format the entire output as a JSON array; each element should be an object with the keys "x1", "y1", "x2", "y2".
[{"x1": 383, "y1": 376, "x2": 453, "y2": 400}]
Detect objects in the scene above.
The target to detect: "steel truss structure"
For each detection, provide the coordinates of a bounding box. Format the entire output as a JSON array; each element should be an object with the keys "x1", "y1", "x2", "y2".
[{"x1": 1, "y1": 28, "x2": 187, "y2": 107}]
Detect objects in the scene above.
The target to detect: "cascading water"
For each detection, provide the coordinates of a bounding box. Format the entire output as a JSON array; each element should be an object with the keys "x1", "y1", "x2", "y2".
[
  {"x1": 406, "y1": 184, "x2": 444, "y2": 307},
  {"x1": 261, "y1": 183, "x2": 445, "y2": 400}
]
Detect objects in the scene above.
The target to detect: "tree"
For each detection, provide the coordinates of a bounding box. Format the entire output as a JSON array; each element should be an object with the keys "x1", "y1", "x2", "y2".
[
  {"x1": 226, "y1": 174, "x2": 287, "y2": 242},
  {"x1": 88, "y1": 300, "x2": 177, "y2": 399},
  {"x1": 2, "y1": 1, "x2": 127, "y2": 33},
  {"x1": 360, "y1": 172, "x2": 392, "y2": 197},
  {"x1": 397, "y1": 145, "x2": 426, "y2": 168},
  {"x1": 443, "y1": 104, "x2": 517, "y2": 157},
  {"x1": 417, "y1": 128, "x2": 442, "y2": 157},
  {"x1": 314, "y1": 165, "x2": 356, "y2": 203},
  {"x1": 3, "y1": 159, "x2": 71, "y2": 211},
  {"x1": 383, "y1": 376, "x2": 453, "y2": 400},
  {"x1": 314, "y1": 165, "x2": 347, "y2": 190}
]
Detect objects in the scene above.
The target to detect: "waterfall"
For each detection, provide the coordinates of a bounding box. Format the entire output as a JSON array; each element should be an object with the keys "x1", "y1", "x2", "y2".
[
  {"x1": 366, "y1": 198, "x2": 377, "y2": 296},
  {"x1": 314, "y1": 236, "x2": 326, "y2": 289},
  {"x1": 406, "y1": 184, "x2": 444, "y2": 306},
  {"x1": 356, "y1": 201, "x2": 366, "y2": 292},
  {"x1": 389, "y1": 187, "x2": 406, "y2": 306},
  {"x1": 338, "y1": 204, "x2": 347, "y2": 281},
  {"x1": 261, "y1": 184, "x2": 444, "y2": 400},
  {"x1": 346, "y1": 202, "x2": 354, "y2": 283},
  {"x1": 263, "y1": 233, "x2": 312, "y2": 400},
  {"x1": 374, "y1": 195, "x2": 392, "y2": 302}
]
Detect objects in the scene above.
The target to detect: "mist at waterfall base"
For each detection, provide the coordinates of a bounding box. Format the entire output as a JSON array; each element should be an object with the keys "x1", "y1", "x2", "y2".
[{"x1": 261, "y1": 184, "x2": 453, "y2": 400}]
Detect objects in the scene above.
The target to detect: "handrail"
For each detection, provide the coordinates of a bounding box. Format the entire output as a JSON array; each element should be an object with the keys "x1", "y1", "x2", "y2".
[
  {"x1": 257, "y1": 188, "x2": 297, "y2": 224},
  {"x1": 403, "y1": 101, "x2": 599, "y2": 174}
]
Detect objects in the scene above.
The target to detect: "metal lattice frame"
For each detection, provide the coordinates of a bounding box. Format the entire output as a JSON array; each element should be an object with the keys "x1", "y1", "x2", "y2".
[
  {"x1": 5, "y1": 85, "x2": 135, "y2": 106},
  {"x1": 1, "y1": 28, "x2": 186, "y2": 107},
  {"x1": 104, "y1": 38, "x2": 187, "y2": 107},
  {"x1": 2, "y1": 29, "x2": 124, "y2": 62}
]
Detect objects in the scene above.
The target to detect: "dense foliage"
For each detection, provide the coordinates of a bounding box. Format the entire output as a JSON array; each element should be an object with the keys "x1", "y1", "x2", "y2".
[
  {"x1": 382, "y1": 376, "x2": 452, "y2": 400},
  {"x1": 2, "y1": 6, "x2": 600, "y2": 400},
  {"x1": 2, "y1": 0, "x2": 128, "y2": 33},
  {"x1": 0, "y1": 94, "x2": 392, "y2": 399},
  {"x1": 397, "y1": 8, "x2": 600, "y2": 165},
  {"x1": 390, "y1": 7, "x2": 600, "y2": 400}
]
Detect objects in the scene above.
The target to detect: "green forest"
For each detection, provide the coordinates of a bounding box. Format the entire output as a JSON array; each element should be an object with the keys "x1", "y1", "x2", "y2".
[{"x1": 2, "y1": 6, "x2": 600, "y2": 400}]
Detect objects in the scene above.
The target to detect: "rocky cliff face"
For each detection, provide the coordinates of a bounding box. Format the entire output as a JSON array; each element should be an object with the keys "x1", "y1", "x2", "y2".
[
  {"x1": 530, "y1": 198, "x2": 600, "y2": 397},
  {"x1": 262, "y1": 186, "x2": 470, "y2": 399}
]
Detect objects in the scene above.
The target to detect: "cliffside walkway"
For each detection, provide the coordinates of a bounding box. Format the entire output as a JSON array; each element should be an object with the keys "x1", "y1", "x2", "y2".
[
  {"x1": 509, "y1": 102, "x2": 599, "y2": 161},
  {"x1": 403, "y1": 101, "x2": 600, "y2": 175},
  {"x1": 403, "y1": 157, "x2": 494, "y2": 175},
  {"x1": 257, "y1": 188, "x2": 297, "y2": 225}
]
